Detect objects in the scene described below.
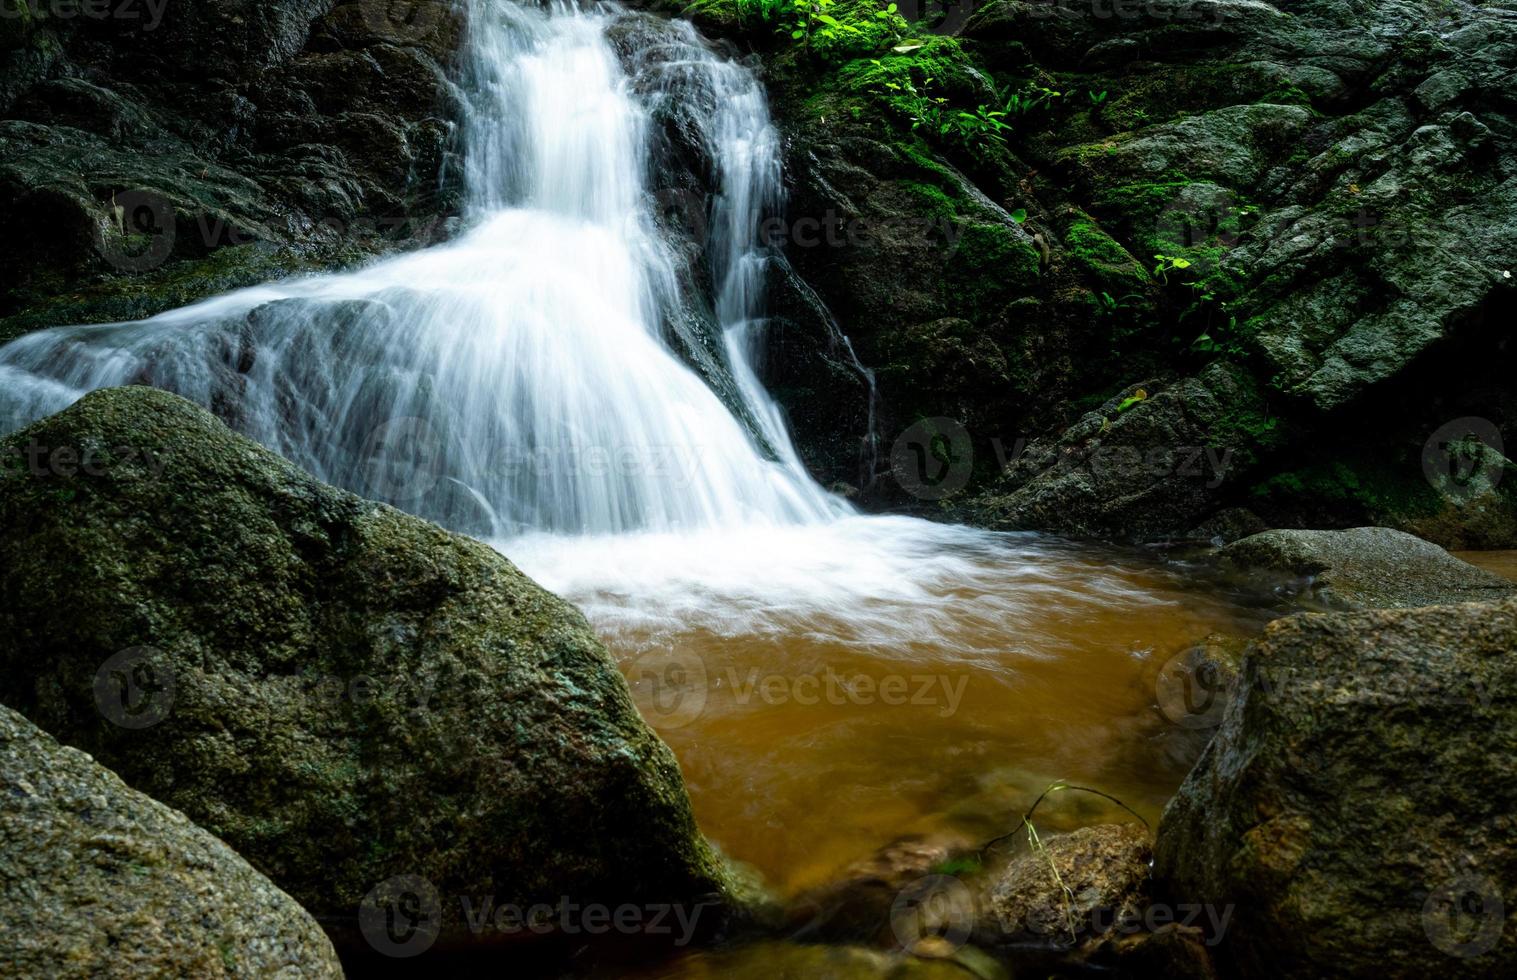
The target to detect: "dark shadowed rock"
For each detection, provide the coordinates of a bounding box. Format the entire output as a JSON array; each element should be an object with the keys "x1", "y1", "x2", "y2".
[
  {"x1": 1155, "y1": 597, "x2": 1517, "y2": 977},
  {"x1": 975, "y1": 363, "x2": 1268, "y2": 540},
  {"x1": 704, "y1": 0, "x2": 1517, "y2": 539},
  {"x1": 0, "y1": 703, "x2": 342, "y2": 978},
  {"x1": 1218, "y1": 526, "x2": 1517, "y2": 608},
  {"x1": 0, "y1": 0, "x2": 464, "y2": 341},
  {"x1": 0, "y1": 386, "x2": 730, "y2": 948}
]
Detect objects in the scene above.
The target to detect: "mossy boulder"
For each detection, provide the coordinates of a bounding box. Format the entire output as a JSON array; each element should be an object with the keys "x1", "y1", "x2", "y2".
[
  {"x1": 1155, "y1": 597, "x2": 1517, "y2": 977},
  {"x1": 1218, "y1": 526, "x2": 1516, "y2": 609},
  {"x1": 0, "y1": 386, "x2": 730, "y2": 950},
  {"x1": 0, "y1": 703, "x2": 342, "y2": 978}
]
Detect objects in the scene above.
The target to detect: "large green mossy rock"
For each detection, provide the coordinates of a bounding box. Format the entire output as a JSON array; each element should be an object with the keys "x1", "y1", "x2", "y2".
[
  {"x1": 0, "y1": 703, "x2": 343, "y2": 978},
  {"x1": 0, "y1": 386, "x2": 729, "y2": 947},
  {"x1": 1155, "y1": 597, "x2": 1517, "y2": 977}
]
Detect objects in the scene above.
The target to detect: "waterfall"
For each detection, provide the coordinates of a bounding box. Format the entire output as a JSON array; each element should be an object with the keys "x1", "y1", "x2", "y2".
[
  {"x1": 0, "y1": 0, "x2": 1222, "y2": 738},
  {"x1": 0, "y1": 1, "x2": 842, "y2": 537}
]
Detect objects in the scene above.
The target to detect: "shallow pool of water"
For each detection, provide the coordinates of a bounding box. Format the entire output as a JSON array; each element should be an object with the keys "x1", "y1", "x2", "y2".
[
  {"x1": 1454, "y1": 549, "x2": 1517, "y2": 582},
  {"x1": 504, "y1": 516, "x2": 1279, "y2": 897}
]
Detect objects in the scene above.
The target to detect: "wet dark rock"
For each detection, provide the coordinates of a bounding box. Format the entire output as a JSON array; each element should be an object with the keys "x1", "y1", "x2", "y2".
[
  {"x1": 0, "y1": 386, "x2": 733, "y2": 949},
  {"x1": 1155, "y1": 596, "x2": 1517, "y2": 977},
  {"x1": 984, "y1": 823, "x2": 1152, "y2": 951},
  {"x1": 696, "y1": 0, "x2": 1517, "y2": 540},
  {"x1": 0, "y1": 0, "x2": 465, "y2": 342},
  {"x1": 974, "y1": 363, "x2": 1267, "y2": 540}
]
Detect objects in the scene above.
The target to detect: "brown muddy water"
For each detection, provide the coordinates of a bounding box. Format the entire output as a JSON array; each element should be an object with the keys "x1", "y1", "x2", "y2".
[
  {"x1": 509, "y1": 516, "x2": 1284, "y2": 902},
  {"x1": 1455, "y1": 549, "x2": 1517, "y2": 582}
]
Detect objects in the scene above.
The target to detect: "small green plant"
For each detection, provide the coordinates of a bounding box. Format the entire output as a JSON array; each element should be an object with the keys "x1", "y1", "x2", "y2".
[
  {"x1": 981, "y1": 782, "x2": 1150, "y2": 947},
  {"x1": 1177, "y1": 281, "x2": 1243, "y2": 355},
  {"x1": 757, "y1": 0, "x2": 907, "y2": 58},
  {"x1": 1152, "y1": 253, "x2": 1192, "y2": 282},
  {"x1": 951, "y1": 102, "x2": 1013, "y2": 144},
  {"x1": 873, "y1": 68, "x2": 1013, "y2": 154},
  {"x1": 1088, "y1": 89, "x2": 1108, "y2": 106},
  {"x1": 1089, "y1": 290, "x2": 1142, "y2": 317},
  {"x1": 1004, "y1": 81, "x2": 1063, "y2": 115}
]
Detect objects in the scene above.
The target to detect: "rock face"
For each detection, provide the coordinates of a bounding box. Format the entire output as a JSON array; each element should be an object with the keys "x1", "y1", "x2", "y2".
[
  {"x1": 987, "y1": 823, "x2": 1152, "y2": 948},
  {"x1": 0, "y1": 703, "x2": 342, "y2": 978},
  {"x1": 973, "y1": 363, "x2": 1265, "y2": 540},
  {"x1": 1219, "y1": 526, "x2": 1517, "y2": 609},
  {"x1": 0, "y1": 1, "x2": 464, "y2": 342},
  {"x1": 1155, "y1": 597, "x2": 1517, "y2": 977},
  {"x1": 0, "y1": 386, "x2": 728, "y2": 946},
  {"x1": 677, "y1": 0, "x2": 1517, "y2": 542}
]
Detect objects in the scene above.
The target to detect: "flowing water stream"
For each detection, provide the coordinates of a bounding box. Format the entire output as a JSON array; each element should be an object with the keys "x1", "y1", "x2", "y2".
[{"x1": 0, "y1": 0, "x2": 1270, "y2": 906}]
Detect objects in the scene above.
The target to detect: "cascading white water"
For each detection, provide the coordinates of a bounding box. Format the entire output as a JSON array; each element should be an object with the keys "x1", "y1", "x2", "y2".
[
  {"x1": 0, "y1": 1, "x2": 839, "y2": 537},
  {"x1": 0, "y1": 0, "x2": 1207, "y2": 651}
]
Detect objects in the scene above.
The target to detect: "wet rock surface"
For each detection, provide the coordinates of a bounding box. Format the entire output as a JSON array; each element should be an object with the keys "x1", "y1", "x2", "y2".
[
  {"x1": 1155, "y1": 596, "x2": 1517, "y2": 977},
  {"x1": 986, "y1": 823, "x2": 1153, "y2": 949},
  {"x1": 0, "y1": 386, "x2": 731, "y2": 949},
  {"x1": 0, "y1": 702, "x2": 343, "y2": 978},
  {"x1": 672, "y1": 0, "x2": 1517, "y2": 542},
  {"x1": 0, "y1": 0, "x2": 465, "y2": 342}
]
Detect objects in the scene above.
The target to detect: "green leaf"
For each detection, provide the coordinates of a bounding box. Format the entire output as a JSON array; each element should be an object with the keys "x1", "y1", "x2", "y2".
[
  {"x1": 1009, "y1": 208, "x2": 1027, "y2": 223},
  {"x1": 892, "y1": 42, "x2": 923, "y2": 52}
]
